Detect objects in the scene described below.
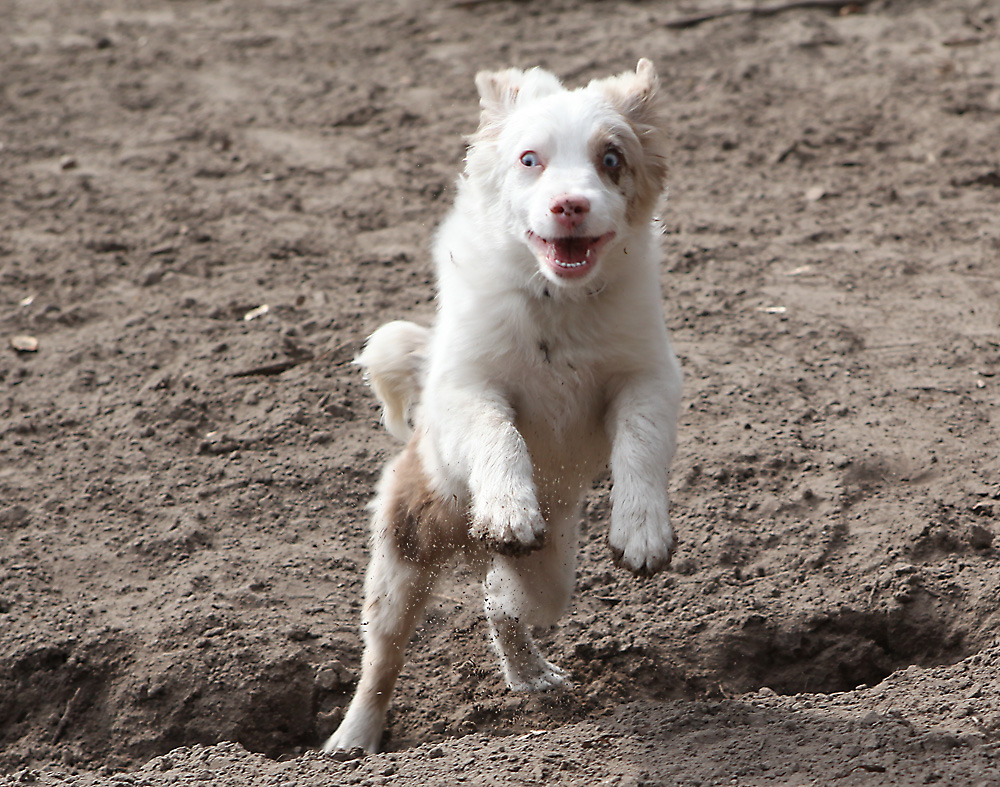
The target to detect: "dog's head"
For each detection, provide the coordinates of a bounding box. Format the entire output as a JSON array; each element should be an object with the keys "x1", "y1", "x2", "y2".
[{"x1": 466, "y1": 60, "x2": 669, "y2": 290}]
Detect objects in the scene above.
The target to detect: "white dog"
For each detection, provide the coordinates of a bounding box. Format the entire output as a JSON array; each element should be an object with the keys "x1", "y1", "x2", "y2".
[{"x1": 323, "y1": 59, "x2": 682, "y2": 753}]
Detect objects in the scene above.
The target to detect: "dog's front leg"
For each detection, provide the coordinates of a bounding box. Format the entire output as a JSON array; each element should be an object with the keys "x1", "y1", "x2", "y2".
[
  {"x1": 431, "y1": 386, "x2": 546, "y2": 554},
  {"x1": 606, "y1": 368, "x2": 682, "y2": 576}
]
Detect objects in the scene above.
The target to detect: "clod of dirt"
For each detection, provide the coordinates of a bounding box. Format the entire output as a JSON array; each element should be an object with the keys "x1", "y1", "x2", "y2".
[
  {"x1": 0, "y1": 505, "x2": 31, "y2": 529},
  {"x1": 9, "y1": 335, "x2": 39, "y2": 353},
  {"x1": 969, "y1": 524, "x2": 994, "y2": 550}
]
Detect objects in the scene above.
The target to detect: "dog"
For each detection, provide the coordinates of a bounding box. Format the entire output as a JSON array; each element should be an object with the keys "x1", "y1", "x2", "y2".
[{"x1": 323, "y1": 59, "x2": 682, "y2": 753}]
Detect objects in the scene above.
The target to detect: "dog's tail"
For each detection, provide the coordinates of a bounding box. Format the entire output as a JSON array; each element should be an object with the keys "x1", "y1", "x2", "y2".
[{"x1": 354, "y1": 321, "x2": 429, "y2": 442}]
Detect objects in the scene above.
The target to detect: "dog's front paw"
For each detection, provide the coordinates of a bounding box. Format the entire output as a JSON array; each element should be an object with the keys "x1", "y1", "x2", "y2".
[
  {"x1": 608, "y1": 507, "x2": 673, "y2": 578},
  {"x1": 471, "y1": 499, "x2": 547, "y2": 555}
]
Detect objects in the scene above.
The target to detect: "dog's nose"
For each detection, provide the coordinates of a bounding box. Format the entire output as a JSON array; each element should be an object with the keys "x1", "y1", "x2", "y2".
[{"x1": 550, "y1": 195, "x2": 590, "y2": 230}]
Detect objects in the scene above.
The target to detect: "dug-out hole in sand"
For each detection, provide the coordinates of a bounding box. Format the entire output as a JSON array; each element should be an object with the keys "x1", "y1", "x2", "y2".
[
  {"x1": 0, "y1": 632, "x2": 324, "y2": 770},
  {"x1": 716, "y1": 596, "x2": 974, "y2": 696}
]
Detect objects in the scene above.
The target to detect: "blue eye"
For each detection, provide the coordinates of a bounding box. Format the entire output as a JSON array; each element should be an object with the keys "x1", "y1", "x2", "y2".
[
  {"x1": 520, "y1": 151, "x2": 540, "y2": 168},
  {"x1": 603, "y1": 149, "x2": 622, "y2": 169}
]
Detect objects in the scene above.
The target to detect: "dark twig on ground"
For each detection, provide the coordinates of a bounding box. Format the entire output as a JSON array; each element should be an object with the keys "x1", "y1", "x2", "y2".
[
  {"x1": 229, "y1": 340, "x2": 356, "y2": 378},
  {"x1": 52, "y1": 688, "x2": 83, "y2": 744},
  {"x1": 664, "y1": 0, "x2": 870, "y2": 30}
]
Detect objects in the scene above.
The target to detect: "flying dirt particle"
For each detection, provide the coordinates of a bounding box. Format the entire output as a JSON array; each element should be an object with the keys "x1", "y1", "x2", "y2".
[
  {"x1": 805, "y1": 185, "x2": 825, "y2": 201},
  {"x1": 243, "y1": 304, "x2": 270, "y2": 321}
]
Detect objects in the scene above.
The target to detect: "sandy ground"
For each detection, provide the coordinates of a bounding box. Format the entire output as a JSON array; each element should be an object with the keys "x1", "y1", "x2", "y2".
[{"x1": 2, "y1": 0, "x2": 1000, "y2": 784}]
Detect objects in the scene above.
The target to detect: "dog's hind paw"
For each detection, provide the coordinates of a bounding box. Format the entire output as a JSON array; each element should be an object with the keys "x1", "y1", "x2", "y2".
[
  {"x1": 507, "y1": 661, "x2": 572, "y2": 693},
  {"x1": 501, "y1": 651, "x2": 571, "y2": 692},
  {"x1": 322, "y1": 704, "x2": 385, "y2": 754}
]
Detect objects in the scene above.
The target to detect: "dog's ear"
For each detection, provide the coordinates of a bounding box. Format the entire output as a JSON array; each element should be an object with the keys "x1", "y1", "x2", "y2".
[
  {"x1": 595, "y1": 58, "x2": 663, "y2": 129},
  {"x1": 475, "y1": 68, "x2": 523, "y2": 122},
  {"x1": 474, "y1": 67, "x2": 563, "y2": 129}
]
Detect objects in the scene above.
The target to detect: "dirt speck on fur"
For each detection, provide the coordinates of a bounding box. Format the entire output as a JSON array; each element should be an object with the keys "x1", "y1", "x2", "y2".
[{"x1": 2, "y1": 0, "x2": 1000, "y2": 785}]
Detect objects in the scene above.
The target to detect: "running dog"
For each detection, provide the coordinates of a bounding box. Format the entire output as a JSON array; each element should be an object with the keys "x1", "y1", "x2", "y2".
[{"x1": 323, "y1": 59, "x2": 682, "y2": 753}]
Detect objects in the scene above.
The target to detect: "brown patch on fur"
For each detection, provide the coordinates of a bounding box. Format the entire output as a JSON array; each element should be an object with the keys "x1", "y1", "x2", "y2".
[
  {"x1": 593, "y1": 60, "x2": 670, "y2": 225},
  {"x1": 387, "y1": 441, "x2": 469, "y2": 565},
  {"x1": 589, "y1": 129, "x2": 641, "y2": 199},
  {"x1": 589, "y1": 133, "x2": 626, "y2": 187}
]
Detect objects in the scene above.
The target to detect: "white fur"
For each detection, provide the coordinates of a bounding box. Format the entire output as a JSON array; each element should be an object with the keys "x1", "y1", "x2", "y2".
[{"x1": 324, "y1": 59, "x2": 682, "y2": 754}]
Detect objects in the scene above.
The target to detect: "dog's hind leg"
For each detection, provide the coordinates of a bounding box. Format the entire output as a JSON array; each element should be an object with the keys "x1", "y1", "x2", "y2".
[
  {"x1": 323, "y1": 454, "x2": 448, "y2": 753},
  {"x1": 482, "y1": 506, "x2": 578, "y2": 691},
  {"x1": 323, "y1": 529, "x2": 439, "y2": 753}
]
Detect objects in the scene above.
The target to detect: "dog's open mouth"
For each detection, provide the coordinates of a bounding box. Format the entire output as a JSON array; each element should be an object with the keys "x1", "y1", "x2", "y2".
[{"x1": 527, "y1": 231, "x2": 615, "y2": 280}]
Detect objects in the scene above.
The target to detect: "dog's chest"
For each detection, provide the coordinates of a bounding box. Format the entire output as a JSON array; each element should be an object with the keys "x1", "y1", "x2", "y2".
[
  {"x1": 518, "y1": 343, "x2": 597, "y2": 420},
  {"x1": 504, "y1": 313, "x2": 611, "y2": 485}
]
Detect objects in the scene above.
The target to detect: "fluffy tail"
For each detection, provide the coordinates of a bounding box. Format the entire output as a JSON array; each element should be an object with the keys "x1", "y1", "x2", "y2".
[{"x1": 354, "y1": 321, "x2": 429, "y2": 442}]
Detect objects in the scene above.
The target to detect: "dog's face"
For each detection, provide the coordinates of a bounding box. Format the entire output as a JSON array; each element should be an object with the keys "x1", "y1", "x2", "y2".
[{"x1": 467, "y1": 60, "x2": 669, "y2": 289}]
